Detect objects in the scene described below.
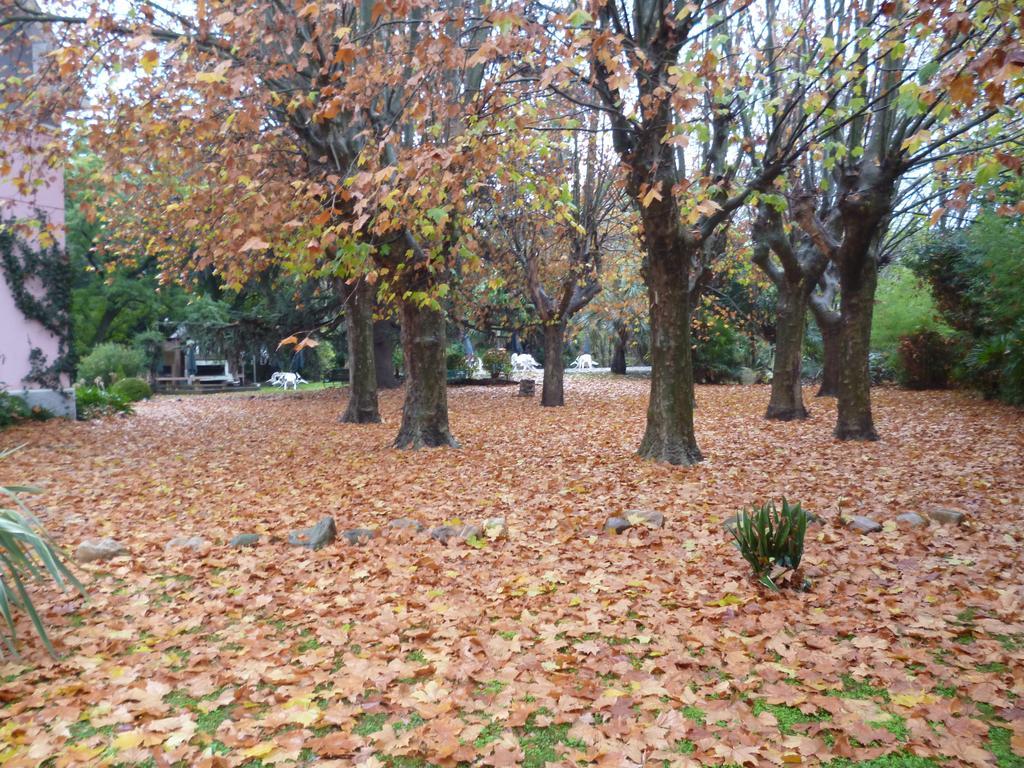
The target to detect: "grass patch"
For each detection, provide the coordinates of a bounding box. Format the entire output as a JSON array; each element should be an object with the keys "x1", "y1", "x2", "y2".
[
  {"x1": 833, "y1": 674, "x2": 891, "y2": 701},
  {"x1": 824, "y1": 755, "x2": 943, "y2": 767},
  {"x1": 988, "y1": 726, "x2": 1024, "y2": 768},
  {"x1": 680, "y1": 705, "x2": 706, "y2": 725},
  {"x1": 476, "y1": 679, "x2": 508, "y2": 696},
  {"x1": 354, "y1": 712, "x2": 388, "y2": 736},
  {"x1": 752, "y1": 701, "x2": 831, "y2": 735},
  {"x1": 517, "y1": 712, "x2": 587, "y2": 768}
]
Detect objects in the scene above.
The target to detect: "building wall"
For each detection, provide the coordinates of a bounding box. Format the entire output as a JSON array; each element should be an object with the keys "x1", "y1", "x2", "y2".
[{"x1": 0, "y1": 148, "x2": 66, "y2": 391}]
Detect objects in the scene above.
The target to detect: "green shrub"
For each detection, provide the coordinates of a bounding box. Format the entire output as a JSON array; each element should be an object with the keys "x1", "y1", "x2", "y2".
[
  {"x1": 871, "y1": 265, "x2": 949, "y2": 357},
  {"x1": 0, "y1": 392, "x2": 30, "y2": 429},
  {"x1": 109, "y1": 377, "x2": 152, "y2": 402},
  {"x1": 77, "y1": 342, "x2": 145, "y2": 387},
  {"x1": 959, "y1": 325, "x2": 1024, "y2": 405},
  {"x1": 730, "y1": 499, "x2": 808, "y2": 591},
  {"x1": 75, "y1": 386, "x2": 132, "y2": 420},
  {"x1": 0, "y1": 446, "x2": 85, "y2": 657},
  {"x1": 692, "y1": 315, "x2": 744, "y2": 384},
  {"x1": 445, "y1": 348, "x2": 472, "y2": 379},
  {"x1": 482, "y1": 348, "x2": 511, "y2": 377},
  {"x1": 896, "y1": 330, "x2": 958, "y2": 389}
]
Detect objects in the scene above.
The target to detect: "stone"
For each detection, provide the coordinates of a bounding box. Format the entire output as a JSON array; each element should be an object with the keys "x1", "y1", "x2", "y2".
[
  {"x1": 482, "y1": 517, "x2": 507, "y2": 539},
  {"x1": 229, "y1": 533, "x2": 261, "y2": 547},
  {"x1": 342, "y1": 528, "x2": 376, "y2": 546},
  {"x1": 517, "y1": 379, "x2": 535, "y2": 397},
  {"x1": 604, "y1": 517, "x2": 631, "y2": 534},
  {"x1": 388, "y1": 518, "x2": 425, "y2": 533},
  {"x1": 927, "y1": 507, "x2": 966, "y2": 526},
  {"x1": 848, "y1": 515, "x2": 882, "y2": 534},
  {"x1": 895, "y1": 513, "x2": 928, "y2": 528},
  {"x1": 625, "y1": 510, "x2": 664, "y2": 529},
  {"x1": 75, "y1": 538, "x2": 128, "y2": 563},
  {"x1": 288, "y1": 516, "x2": 337, "y2": 549},
  {"x1": 430, "y1": 525, "x2": 458, "y2": 544},
  {"x1": 165, "y1": 535, "x2": 209, "y2": 553},
  {"x1": 431, "y1": 524, "x2": 483, "y2": 544}
]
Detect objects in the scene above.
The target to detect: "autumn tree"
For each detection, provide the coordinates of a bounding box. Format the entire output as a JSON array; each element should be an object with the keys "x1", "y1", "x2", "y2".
[
  {"x1": 480, "y1": 119, "x2": 626, "y2": 405},
  {"x1": 2, "y1": 0, "x2": 539, "y2": 448}
]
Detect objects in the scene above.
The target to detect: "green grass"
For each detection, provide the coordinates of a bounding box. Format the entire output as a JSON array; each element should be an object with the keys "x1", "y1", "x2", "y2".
[
  {"x1": 354, "y1": 712, "x2": 388, "y2": 736},
  {"x1": 833, "y1": 674, "x2": 891, "y2": 701},
  {"x1": 250, "y1": 382, "x2": 346, "y2": 396},
  {"x1": 517, "y1": 712, "x2": 587, "y2": 768},
  {"x1": 824, "y1": 755, "x2": 943, "y2": 767},
  {"x1": 751, "y1": 700, "x2": 831, "y2": 735},
  {"x1": 680, "y1": 705, "x2": 707, "y2": 725},
  {"x1": 988, "y1": 726, "x2": 1024, "y2": 767}
]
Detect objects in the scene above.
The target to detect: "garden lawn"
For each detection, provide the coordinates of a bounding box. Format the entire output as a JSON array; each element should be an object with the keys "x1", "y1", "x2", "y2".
[{"x1": 1, "y1": 379, "x2": 1022, "y2": 768}]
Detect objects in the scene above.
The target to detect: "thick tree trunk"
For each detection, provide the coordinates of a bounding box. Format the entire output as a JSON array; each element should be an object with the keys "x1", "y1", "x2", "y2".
[
  {"x1": 373, "y1": 320, "x2": 400, "y2": 389},
  {"x1": 639, "y1": 248, "x2": 702, "y2": 465},
  {"x1": 765, "y1": 283, "x2": 810, "y2": 420},
  {"x1": 816, "y1": 314, "x2": 841, "y2": 397},
  {"x1": 541, "y1": 321, "x2": 566, "y2": 407},
  {"x1": 340, "y1": 279, "x2": 380, "y2": 423},
  {"x1": 394, "y1": 299, "x2": 459, "y2": 449},
  {"x1": 610, "y1": 325, "x2": 628, "y2": 375},
  {"x1": 835, "y1": 255, "x2": 878, "y2": 440}
]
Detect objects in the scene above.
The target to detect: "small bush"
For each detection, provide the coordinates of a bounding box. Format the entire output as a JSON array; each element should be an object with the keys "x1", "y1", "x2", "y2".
[
  {"x1": 75, "y1": 386, "x2": 132, "y2": 420},
  {"x1": 482, "y1": 348, "x2": 512, "y2": 377},
  {"x1": 0, "y1": 392, "x2": 30, "y2": 428},
  {"x1": 77, "y1": 343, "x2": 145, "y2": 387},
  {"x1": 731, "y1": 499, "x2": 808, "y2": 591},
  {"x1": 445, "y1": 349, "x2": 471, "y2": 378},
  {"x1": 896, "y1": 330, "x2": 958, "y2": 390},
  {"x1": 110, "y1": 377, "x2": 152, "y2": 402}
]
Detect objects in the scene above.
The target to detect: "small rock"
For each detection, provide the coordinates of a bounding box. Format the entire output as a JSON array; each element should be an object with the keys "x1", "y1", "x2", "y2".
[
  {"x1": 848, "y1": 515, "x2": 882, "y2": 534},
  {"x1": 625, "y1": 510, "x2": 664, "y2": 529},
  {"x1": 896, "y1": 513, "x2": 928, "y2": 528},
  {"x1": 343, "y1": 528, "x2": 376, "y2": 546},
  {"x1": 388, "y1": 518, "x2": 425, "y2": 533},
  {"x1": 288, "y1": 516, "x2": 337, "y2": 550},
  {"x1": 430, "y1": 525, "x2": 458, "y2": 544},
  {"x1": 229, "y1": 533, "x2": 261, "y2": 547},
  {"x1": 165, "y1": 535, "x2": 209, "y2": 553},
  {"x1": 458, "y1": 524, "x2": 484, "y2": 541},
  {"x1": 75, "y1": 538, "x2": 128, "y2": 563},
  {"x1": 482, "y1": 517, "x2": 507, "y2": 539},
  {"x1": 927, "y1": 507, "x2": 966, "y2": 526},
  {"x1": 604, "y1": 517, "x2": 631, "y2": 534}
]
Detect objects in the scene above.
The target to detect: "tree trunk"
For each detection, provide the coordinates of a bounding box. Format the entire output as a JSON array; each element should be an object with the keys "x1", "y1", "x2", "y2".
[
  {"x1": 639, "y1": 247, "x2": 702, "y2": 465},
  {"x1": 834, "y1": 254, "x2": 878, "y2": 440},
  {"x1": 541, "y1": 321, "x2": 566, "y2": 407},
  {"x1": 816, "y1": 313, "x2": 841, "y2": 397},
  {"x1": 610, "y1": 324, "x2": 628, "y2": 374},
  {"x1": 340, "y1": 279, "x2": 380, "y2": 423},
  {"x1": 373, "y1": 319, "x2": 400, "y2": 389},
  {"x1": 394, "y1": 299, "x2": 459, "y2": 449},
  {"x1": 765, "y1": 282, "x2": 810, "y2": 420}
]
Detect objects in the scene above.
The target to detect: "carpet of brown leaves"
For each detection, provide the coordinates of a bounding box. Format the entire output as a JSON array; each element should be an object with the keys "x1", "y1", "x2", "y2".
[{"x1": 1, "y1": 379, "x2": 1023, "y2": 767}]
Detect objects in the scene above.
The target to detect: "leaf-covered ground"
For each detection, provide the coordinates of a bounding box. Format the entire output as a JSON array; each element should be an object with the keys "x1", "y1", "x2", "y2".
[{"x1": 2, "y1": 379, "x2": 1023, "y2": 768}]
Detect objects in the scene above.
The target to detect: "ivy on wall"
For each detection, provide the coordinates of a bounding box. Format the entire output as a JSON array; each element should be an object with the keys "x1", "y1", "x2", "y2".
[{"x1": 0, "y1": 215, "x2": 73, "y2": 389}]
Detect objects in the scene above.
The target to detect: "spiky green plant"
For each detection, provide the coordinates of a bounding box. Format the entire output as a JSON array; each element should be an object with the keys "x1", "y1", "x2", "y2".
[
  {"x1": 730, "y1": 498, "x2": 808, "y2": 591},
  {"x1": 0, "y1": 446, "x2": 85, "y2": 657}
]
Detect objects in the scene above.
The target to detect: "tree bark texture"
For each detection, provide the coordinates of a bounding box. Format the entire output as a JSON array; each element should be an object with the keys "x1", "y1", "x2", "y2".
[
  {"x1": 394, "y1": 298, "x2": 459, "y2": 449},
  {"x1": 541, "y1": 321, "x2": 566, "y2": 407},
  {"x1": 373, "y1": 319, "x2": 400, "y2": 389},
  {"x1": 610, "y1": 323, "x2": 628, "y2": 374},
  {"x1": 834, "y1": 253, "x2": 879, "y2": 440},
  {"x1": 340, "y1": 278, "x2": 381, "y2": 424},
  {"x1": 765, "y1": 282, "x2": 810, "y2": 420}
]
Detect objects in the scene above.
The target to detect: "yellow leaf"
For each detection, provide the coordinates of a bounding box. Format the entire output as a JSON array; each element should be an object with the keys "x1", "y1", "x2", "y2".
[
  {"x1": 890, "y1": 692, "x2": 938, "y2": 708},
  {"x1": 113, "y1": 730, "x2": 143, "y2": 750},
  {"x1": 196, "y1": 71, "x2": 227, "y2": 84},
  {"x1": 140, "y1": 50, "x2": 158, "y2": 74},
  {"x1": 244, "y1": 742, "x2": 276, "y2": 758}
]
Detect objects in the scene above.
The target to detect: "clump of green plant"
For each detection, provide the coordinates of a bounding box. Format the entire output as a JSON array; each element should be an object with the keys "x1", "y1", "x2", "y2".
[
  {"x1": 74, "y1": 386, "x2": 132, "y2": 420},
  {"x1": 482, "y1": 348, "x2": 512, "y2": 378},
  {"x1": 77, "y1": 342, "x2": 145, "y2": 387},
  {"x1": 0, "y1": 391, "x2": 52, "y2": 428},
  {"x1": 730, "y1": 498, "x2": 808, "y2": 591},
  {"x1": 109, "y1": 377, "x2": 152, "y2": 402},
  {"x1": 0, "y1": 446, "x2": 85, "y2": 657}
]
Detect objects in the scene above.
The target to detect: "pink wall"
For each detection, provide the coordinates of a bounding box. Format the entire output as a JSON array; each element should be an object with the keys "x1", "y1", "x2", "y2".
[{"x1": 0, "y1": 146, "x2": 66, "y2": 391}]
